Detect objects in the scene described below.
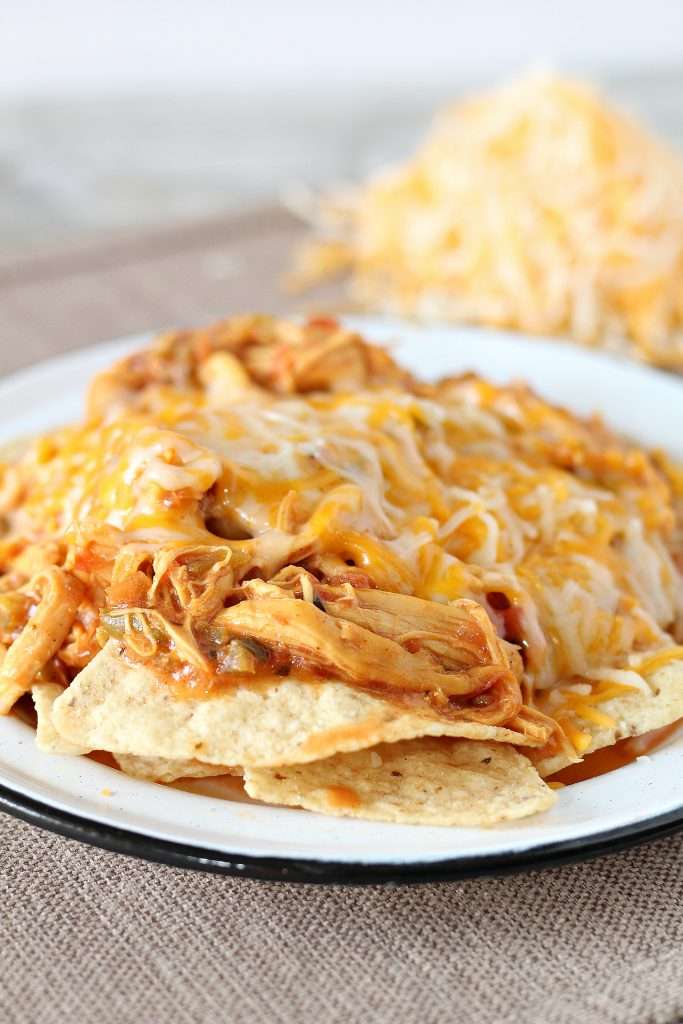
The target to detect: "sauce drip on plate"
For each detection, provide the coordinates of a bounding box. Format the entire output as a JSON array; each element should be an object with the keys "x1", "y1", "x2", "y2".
[{"x1": 550, "y1": 720, "x2": 682, "y2": 786}]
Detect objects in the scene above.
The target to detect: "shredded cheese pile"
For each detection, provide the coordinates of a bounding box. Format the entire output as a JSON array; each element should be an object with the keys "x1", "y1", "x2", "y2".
[{"x1": 295, "y1": 72, "x2": 683, "y2": 369}]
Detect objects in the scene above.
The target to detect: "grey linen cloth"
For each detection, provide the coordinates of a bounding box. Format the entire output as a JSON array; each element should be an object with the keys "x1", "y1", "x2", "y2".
[{"x1": 0, "y1": 208, "x2": 682, "y2": 1024}]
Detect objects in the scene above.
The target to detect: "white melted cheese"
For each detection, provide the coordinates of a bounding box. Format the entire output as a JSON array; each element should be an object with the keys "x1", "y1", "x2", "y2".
[{"x1": 12, "y1": 379, "x2": 683, "y2": 690}]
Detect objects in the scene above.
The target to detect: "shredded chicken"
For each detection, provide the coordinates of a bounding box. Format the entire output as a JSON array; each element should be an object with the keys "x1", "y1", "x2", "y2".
[
  {"x1": 0, "y1": 567, "x2": 83, "y2": 714},
  {"x1": 87, "y1": 315, "x2": 412, "y2": 419},
  {"x1": 212, "y1": 595, "x2": 521, "y2": 720}
]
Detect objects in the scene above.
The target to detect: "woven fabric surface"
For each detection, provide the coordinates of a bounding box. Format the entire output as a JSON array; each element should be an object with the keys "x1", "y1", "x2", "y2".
[{"x1": 1, "y1": 208, "x2": 682, "y2": 1024}]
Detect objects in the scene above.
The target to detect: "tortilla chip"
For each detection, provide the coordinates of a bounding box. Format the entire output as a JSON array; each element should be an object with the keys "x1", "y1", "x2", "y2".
[
  {"x1": 51, "y1": 641, "x2": 543, "y2": 768},
  {"x1": 588, "y1": 663, "x2": 683, "y2": 745},
  {"x1": 244, "y1": 737, "x2": 556, "y2": 827},
  {"x1": 529, "y1": 746, "x2": 580, "y2": 778},
  {"x1": 113, "y1": 754, "x2": 242, "y2": 784},
  {"x1": 32, "y1": 681, "x2": 241, "y2": 780},
  {"x1": 534, "y1": 661, "x2": 683, "y2": 776},
  {"x1": 32, "y1": 683, "x2": 91, "y2": 756}
]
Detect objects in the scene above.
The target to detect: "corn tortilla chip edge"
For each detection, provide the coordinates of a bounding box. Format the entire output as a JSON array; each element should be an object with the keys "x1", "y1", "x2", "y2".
[
  {"x1": 244, "y1": 737, "x2": 557, "y2": 827},
  {"x1": 534, "y1": 660, "x2": 683, "y2": 776},
  {"x1": 51, "y1": 641, "x2": 545, "y2": 768}
]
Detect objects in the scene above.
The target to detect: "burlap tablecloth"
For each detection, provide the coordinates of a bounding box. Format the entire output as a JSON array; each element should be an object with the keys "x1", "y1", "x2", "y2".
[{"x1": 1, "y1": 208, "x2": 682, "y2": 1024}]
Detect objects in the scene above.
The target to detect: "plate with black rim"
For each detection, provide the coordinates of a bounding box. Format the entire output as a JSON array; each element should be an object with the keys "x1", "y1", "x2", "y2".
[{"x1": 0, "y1": 316, "x2": 682, "y2": 884}]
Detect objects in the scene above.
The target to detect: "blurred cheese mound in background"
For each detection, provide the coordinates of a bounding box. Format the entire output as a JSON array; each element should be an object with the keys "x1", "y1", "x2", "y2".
[{"x1": 293, "y1": 71, "x2": 683, "y2": 370}]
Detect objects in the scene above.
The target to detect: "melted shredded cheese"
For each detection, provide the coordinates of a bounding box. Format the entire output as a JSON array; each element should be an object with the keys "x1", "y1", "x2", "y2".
[
  {"x1": 5, "y1": 366, "x2": 682, "y2": 692},
  {"x1": 1, "y1": 317, "x2": 682, "y2": 757}
]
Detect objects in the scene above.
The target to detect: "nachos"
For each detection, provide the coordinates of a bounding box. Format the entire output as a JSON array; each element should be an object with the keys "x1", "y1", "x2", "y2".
[{"x1": 1, "y1": 315, "x2": 681, "y2": 826}]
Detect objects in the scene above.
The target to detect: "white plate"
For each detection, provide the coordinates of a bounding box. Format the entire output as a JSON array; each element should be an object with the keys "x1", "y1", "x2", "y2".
[{"x1": 1, "y1": 318, "x2": 682, "y2": 883}]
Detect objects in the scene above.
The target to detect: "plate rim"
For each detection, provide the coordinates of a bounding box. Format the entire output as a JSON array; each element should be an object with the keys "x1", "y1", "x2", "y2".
[{"x1": 2, "y1": 782, "x2": 682, "y2": 884}]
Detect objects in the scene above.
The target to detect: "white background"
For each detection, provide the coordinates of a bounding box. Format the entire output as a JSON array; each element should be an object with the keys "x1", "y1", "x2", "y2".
[
  {"x1": 2, "y1": 2, "x2": 682, "y2": 255},
  {"x1": 3, "y1": 0, "x2": 683, "y2": 97}
]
